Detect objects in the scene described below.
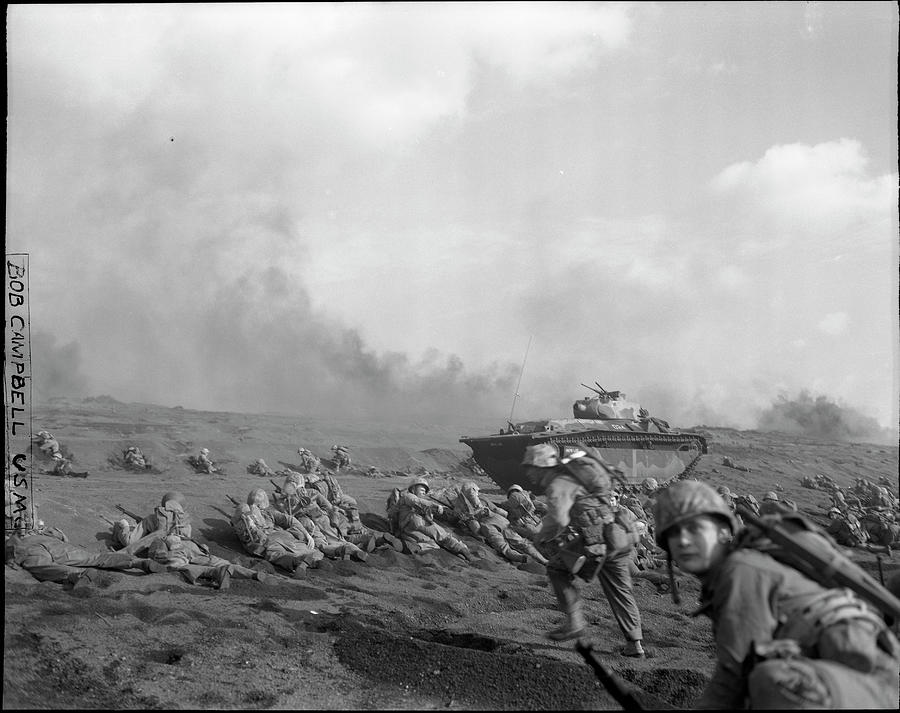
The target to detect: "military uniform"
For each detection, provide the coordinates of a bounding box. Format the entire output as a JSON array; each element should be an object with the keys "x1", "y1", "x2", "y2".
[
  {"x1": 694, "y1": 548, "x2": 897, "y2": 708},
  {"x1": 6, "y1": 529, "x2": 162, "y2": 584},
  {"x1": 826, "y1": 511, "x2": 869, "y2": 548},
  {"x1": 502, "y1": 485, "x2": 546, "y2": 541},
  {"x1": 393, "y1": 481, "x2": 473, "y2": 559},
  {"x1": 654, "y1": 480, "x2": 899, "y2": 709},
  {"x1": 231, "y1": 491, "x2": 323, "y2": 573},
  {"x1": 452, "y1": 483, "x2": 542, "y2": 564},
  {"x1": 526, "y1": 444, "x2": 644, "y2": 654},
  {"x1": 273, "y1": 482, "x2": 373, "y2": 561},
  {"x1": 247, "y1": 459, "x2": 277, "y2": 477}
]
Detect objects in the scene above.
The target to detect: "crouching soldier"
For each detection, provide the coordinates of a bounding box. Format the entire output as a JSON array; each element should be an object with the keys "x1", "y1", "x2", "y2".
[
  {"x1": 123, "y1": 446, "x2": 149, "y2": 470},
  {"x1": 524, "y1": 443, "x2": 645, "y2": 657},
  {"x1": 32, "y1": 430, "x2": 62, "y2": 459},
  {"x1": 231, "y1": 488, "x2": 323, "y2": 576},
  {"x1": 825, "y1": 507, "x2": 869, "y2": 549},
  {"x1": 654, "y1": 480, "x2": 899, "y2": 709},
  {"x1": 189, "y1": 448, "x2": 217, "y2": 474},
  {"x1": 330, "y1": 445, "x2": 351, "y2": 471},
  {"x1": 390, "y1": 478, "x2": 476, "y2": 561},
  {"x1": 296, "y1": 448, "x2": 320, "y2": 473},
  {"x1": 113, "y1": 491, "x2": 193, "y2": 554}
]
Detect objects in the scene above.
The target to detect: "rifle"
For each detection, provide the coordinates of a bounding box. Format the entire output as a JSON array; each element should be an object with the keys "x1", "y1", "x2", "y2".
[
  {"x1": 115, "y1": 503, "x2": 142, "y2": 522},
  {"x1": 226, "y1": 494, "x2": 240, "y2": 507},
  {"x1": 575, "y1": 639, "x2": 664, "y2": 711},
  {"x1": 736, "y1": 506, "x2": 900, "y2": 620},
  {"x1": 269, "y1": 478, "x2": 283, "y2": 493}
]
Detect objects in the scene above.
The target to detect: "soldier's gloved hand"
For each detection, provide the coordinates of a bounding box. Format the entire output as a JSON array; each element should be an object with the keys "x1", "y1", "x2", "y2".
[{"x1": 434, "y1": 505, "x2": 444, "y2": 516}]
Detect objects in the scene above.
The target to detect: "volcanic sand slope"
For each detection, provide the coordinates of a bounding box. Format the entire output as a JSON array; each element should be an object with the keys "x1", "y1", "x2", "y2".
[{"x1": 4, "y1": 397, "x2": 898, "y2": 710}]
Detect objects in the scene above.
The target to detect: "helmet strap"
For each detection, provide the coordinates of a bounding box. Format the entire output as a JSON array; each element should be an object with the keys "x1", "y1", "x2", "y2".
[{"x1": 667, "y1": 552, "x2": 681, "y2": 605}]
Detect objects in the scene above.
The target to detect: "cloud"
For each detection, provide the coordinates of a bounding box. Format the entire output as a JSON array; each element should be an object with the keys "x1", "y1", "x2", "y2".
[
  {"x1": 817, "y1": 311, "x2": 848, "y2": 336},
  {"x1": 709, "y1": 139, "x2": 897, "y2": 237}
]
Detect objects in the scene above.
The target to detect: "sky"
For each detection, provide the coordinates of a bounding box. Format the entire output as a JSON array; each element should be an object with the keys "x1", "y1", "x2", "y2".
[{"x1": 6, "y1": 2, "x2": 899, "y2": 436}]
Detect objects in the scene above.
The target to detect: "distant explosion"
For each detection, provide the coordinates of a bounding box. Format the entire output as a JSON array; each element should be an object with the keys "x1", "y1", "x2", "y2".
[{"x1": 757, "y1": 390, "x2": 895, "y2": 444}]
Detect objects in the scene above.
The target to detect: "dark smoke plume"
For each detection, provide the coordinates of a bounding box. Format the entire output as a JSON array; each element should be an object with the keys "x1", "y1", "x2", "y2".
[{"x1": 757, "y1": 390, "x2": 895, "y2": 444}]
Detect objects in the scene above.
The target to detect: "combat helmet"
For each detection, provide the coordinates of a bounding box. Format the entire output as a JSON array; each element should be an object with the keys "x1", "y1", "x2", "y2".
[
  {"x1": 653, "y1": 480, "x2": 739, "y2": 551},
  {"x1": 283, "y1": 472, "x2": 305, "y2": 489},
  {"x1": 507, "y1": 484, "x2": 525, "y2": 495},
  {"x1": 408, "y1": 477, "x2": 430, "y2": 493},
  {"x1": 641, "y1": 477, "x2": 659, "y2": 493},
  {"x1": 161, "y1": 491, "x2": 185, "y2": 507},
  {"x1": 247, "y1": 488, "x2": 269, "y2": 508},
  {"x1": 763, "y1": 491, "x2": 779, "y2": 502},
  {"x1": 521, "y1": 443, "x2": 559, "y2": 468}
]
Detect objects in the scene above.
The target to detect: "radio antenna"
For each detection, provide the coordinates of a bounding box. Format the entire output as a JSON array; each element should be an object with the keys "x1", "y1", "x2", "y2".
[{"x1": 508, "y1": 335, "x2": 533, "y2": 424}]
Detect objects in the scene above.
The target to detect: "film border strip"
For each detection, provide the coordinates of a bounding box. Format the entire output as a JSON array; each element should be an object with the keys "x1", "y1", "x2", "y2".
[{"x1": 5, "y1": 253, "x2": 34, "y2": 531}]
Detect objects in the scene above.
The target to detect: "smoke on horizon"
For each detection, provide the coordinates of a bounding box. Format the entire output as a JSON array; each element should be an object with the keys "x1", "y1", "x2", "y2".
[{"x1": 756, "y1": 390, "x2": 896, "y2": 444}]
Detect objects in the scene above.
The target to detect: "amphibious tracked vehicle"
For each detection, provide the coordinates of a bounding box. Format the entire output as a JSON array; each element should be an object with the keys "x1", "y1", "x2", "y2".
[{"x1": 460, "y1": 383, "x2": 708, "y2": 494}]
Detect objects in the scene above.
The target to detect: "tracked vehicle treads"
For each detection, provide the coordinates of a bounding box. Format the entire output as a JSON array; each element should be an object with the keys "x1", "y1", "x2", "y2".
[{"x1": 460, "y1": 383, "x2": 708, "y2": 495}]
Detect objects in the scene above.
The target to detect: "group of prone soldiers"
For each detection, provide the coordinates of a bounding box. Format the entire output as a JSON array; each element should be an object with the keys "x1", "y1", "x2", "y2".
[
  {"x1": 383, "y1": 478, "x2": 548, "y2": 565},
  {"x1": 382, "y1": 474, "x2": 673, "y2": 575},
  {"x1": 798, "y1": 474, "x2": 900, "y2": 553}
]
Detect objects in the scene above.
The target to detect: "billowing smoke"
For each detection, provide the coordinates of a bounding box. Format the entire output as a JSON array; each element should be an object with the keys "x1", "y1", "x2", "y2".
[
  {"x1": 756, "y1": 390, "x2": 896, "y2": 444},
  {"x1": 191, "y1": 266, "x2": 521, "y2": 422},
  {"x1": 30, "y1": 331, "x2": 89, "y2": 400}
]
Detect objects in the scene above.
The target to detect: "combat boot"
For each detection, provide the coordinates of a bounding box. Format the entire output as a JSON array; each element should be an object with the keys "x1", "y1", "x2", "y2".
[
  {"x1": 622, "y1": 639, "x2": 645, "y2": 658},
  {"x1": 213, "y1": 564, "x2": 233, "y2": 590},
  {"x1": 546, "y1": 607, "x2": 587, "y2": 642},
  {"x1": 501, "y1": 547, "x2": 528, "y2": 564},
  {"x1": 377, "y1": 533, "x2": 405, "y2": 552},
  {"x1": 361, "y1": 534, "x2": 377, "y2": 553},
  {"x1": 134, "y1": 558, "x2": 167, "y2": 574},
  {"x1": 345, "y1": 544, "x2": 368, "y2": 562}
]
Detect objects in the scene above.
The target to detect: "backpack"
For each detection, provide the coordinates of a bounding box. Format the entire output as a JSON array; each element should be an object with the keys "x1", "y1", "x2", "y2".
[
  {"x1": 734, "y1": 494, "x2": 760, "y2": 517},
  {"x1": 733, "y1": 507, "x2": 900, "y2": 623},
  {"x1": 561, "y1": 445, "x2": 615, "y2": 496}
]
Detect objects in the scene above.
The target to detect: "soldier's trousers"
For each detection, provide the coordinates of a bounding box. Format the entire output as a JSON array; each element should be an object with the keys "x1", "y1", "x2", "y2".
[
  {"x1": 547, "y1": 548, "x2": 643, "y2": 642},
  {"x1": 479, "y1": 524, "x2": 539, "y2": 562},
  {"x1": 402, "y1": 523, "x2": 469, "y2": 556},
  {"x1": 156, "y1": 542, "x2": 260, "y2": 581},
  {"x1": 19, "y1": 545, "x2": 141, "y2": 584}
]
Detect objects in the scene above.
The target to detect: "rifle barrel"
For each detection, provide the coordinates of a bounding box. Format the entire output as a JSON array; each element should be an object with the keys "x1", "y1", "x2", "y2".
[
  {"x1": 736, "y1": 506, "x2": 900, "y2": 620},
  {"x1": 574, "y1": 639, "x2": 655, "y2": 711},
  {"x1": 115, "y1": 504, "x2": 141, "y2": 522}
]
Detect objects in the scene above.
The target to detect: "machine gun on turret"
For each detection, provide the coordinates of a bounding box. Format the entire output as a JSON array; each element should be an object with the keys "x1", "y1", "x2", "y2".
[{"x1": 580, "y1": 382, "x2": 622, "y2": 401}]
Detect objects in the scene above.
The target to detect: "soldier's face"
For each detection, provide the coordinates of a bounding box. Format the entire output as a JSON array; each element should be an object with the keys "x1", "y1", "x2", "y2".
[
  {"x1": 411, "y1": 485, "x2": 428, "y2": 498},
  {"x1": 666, "y1": 514, "x2": 730, "y2": 576}
]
